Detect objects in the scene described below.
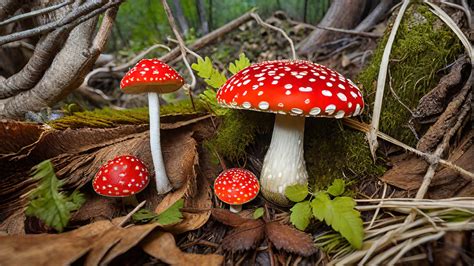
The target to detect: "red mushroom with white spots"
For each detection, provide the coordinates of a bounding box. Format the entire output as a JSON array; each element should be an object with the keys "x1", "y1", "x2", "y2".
[
  {"x1": 93, "y1": 155, "x2": 149, "y2": 200},
  {"x1": 120, "y1": 59, "x2": 184, "y2": 194},
  {"x1": 216, "y1": 60, "x2": 364, "y2": 205},
  {"x1": 214, "y1": 168, "x2": 260, "y2": 213}
]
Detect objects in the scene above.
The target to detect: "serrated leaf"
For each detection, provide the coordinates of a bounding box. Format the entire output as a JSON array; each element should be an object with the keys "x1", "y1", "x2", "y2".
[
  {"x1": 327, "y1": 179, "x2": 346, "y2": 196},
  {"x1": 191, "y1": 56, "x2": 226, "y2": 89},
  {"x1": 285, "y1": 184, "x2": 309, "y2": 202},
  {"x1": 228, "y1": 53, "x2": 251, "y2": 75},
  {"x1": 25, "y1": 160, "x2": 85, "y2": 232},
  {"x1": 253, "y1": 207, "x2": 264, "y2": 219},
  {"x1": 133, "y1": 199, "x2": 184, "y2": 225},
  {"x1": 265, "y1": 222, "x2": 317, "y2": 256},
  {"x1": 311, "y1": 193, "x2": 364, "y2": 249},
  {"x1": 290, "y1": 201, "x2": 312, "y2": 230},
  {"x1": 156, "y1": 199, "x2": 184, "y2": 225},
  {"x1": 222, "y1": 219, "x2": 265, "y2": 251}
]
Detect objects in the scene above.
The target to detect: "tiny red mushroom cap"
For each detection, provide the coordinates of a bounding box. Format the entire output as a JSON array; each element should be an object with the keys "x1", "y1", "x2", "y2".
[
  {"x1": 120, "y1": 58, "x2": 184, "y2": 94},
  {"x1": 93, "y1": 155, "x2": 149, "y2": 197},
  {"x1": 216, "y1": 60, "x2": 364, "y2": 118},
  {"x1": 214, "y1": 168, "x2": 260, "y2": 205}
]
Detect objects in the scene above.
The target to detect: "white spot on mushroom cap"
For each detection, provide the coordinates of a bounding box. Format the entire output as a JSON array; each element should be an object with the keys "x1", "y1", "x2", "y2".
[
  {"x1": 310, "y1": 107, "x2": 321, "y2": 116},
  {"x1": 337, "y1": 93, "x2": 347, "y2": 102},
  {"x1": 325, "y1": 104, "x2": 336, "y2": 115},
  {"x1": 258, "y1": 101, "x2": 269, "y2": 110},
  {"x1": 322, "y1": 90, "x2": 332, "y2": 97}
]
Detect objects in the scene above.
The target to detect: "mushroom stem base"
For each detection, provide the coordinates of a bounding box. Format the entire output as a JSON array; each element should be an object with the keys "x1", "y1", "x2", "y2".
[
  {"x1": 229, "y1": 205, "x2": 242, "y2": 213},
  {"x1": 148, "y1": 92, "x2": 173, "y2": 194},
  {"x1": 260, "y1": 115, "x2": 308, "y2": 206}
]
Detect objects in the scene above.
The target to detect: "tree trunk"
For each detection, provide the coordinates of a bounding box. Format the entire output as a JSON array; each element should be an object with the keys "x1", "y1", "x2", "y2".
[
  {"x1": 297, "y1": 0, "x2": 367, "y2": 55},
  {"x1": 172, "y1": 0, "x2": 189, "y2": 36},
  {"x1": 196, "y1": 0, "x2": 209, "y2": 34},
  {"x1": 355, "y1": 0, "x2": 396, "y2": 32}
]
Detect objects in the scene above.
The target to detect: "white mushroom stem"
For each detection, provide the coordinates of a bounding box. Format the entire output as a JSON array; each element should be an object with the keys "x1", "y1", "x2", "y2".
[
  {"x1": 229, "y1": 205, "x2": 242, "y2": 213},
  {"x1": 148, "y1": 92, "x2": 173, "y2": 194},
  {"x1": 260, "y1": 115, "x2": 308, "y2": 205}
]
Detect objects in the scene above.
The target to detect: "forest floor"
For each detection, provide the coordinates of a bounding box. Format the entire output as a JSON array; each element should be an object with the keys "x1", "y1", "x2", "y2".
[{"x1": 0, "y1": 5, "x2": 473, "y2": 266}]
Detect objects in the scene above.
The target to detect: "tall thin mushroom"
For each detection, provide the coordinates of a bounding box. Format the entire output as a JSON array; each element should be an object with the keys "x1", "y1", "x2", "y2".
[
  {"x1": 216, "y1": 60, "x2": 364, "y2": 205},
  {"x1": 120, "y1": 58, "x2": 184, "y2": 194}
]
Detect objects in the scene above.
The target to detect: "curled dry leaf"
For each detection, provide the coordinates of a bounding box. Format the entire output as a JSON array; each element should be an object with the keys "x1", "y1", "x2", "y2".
[
  {"x1": 0, "y1": 220, "x2": 114, "y2": 266},
  {"x1": 86, "y1": 223, "x2": 159, "y2": 266},
  {"x1": 211, "y1": 208, "x2": 253, "y2": 227},
  {"x1": 141, "y1": 231, "x2": 224, "y2": 266},
  {"x1": 222, "y1": 219, "x2": 265, "y2": 252},
  {"x1": 265, "y1": 222, "x2": 317, "y2": 257}
]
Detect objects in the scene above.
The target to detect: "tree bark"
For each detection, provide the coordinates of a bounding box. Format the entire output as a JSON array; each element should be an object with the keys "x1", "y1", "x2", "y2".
[
  {"x1": 196, "y1": 0, "x2": 209, "y2": 34},
  {"x1": 172, "y1": 0, "x2": 189, "y2": 36},
  {"x1": 297, "y1": 0, "x2": 367, "y2": 55}
]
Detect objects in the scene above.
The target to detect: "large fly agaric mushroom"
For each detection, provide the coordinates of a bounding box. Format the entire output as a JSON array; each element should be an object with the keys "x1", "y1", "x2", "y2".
[
  {"x1": 216, "y1": 60, "x2": 364, "y2": 205},
  {"x1": 93, "y1": 155, "x2": 149, "y2": 201},
  {"x1": 214, "y1": 168, "x2": 260, "y2": 213},
  {"x1": 120, "y1": 59, "x2": 184, "y2": 194}
]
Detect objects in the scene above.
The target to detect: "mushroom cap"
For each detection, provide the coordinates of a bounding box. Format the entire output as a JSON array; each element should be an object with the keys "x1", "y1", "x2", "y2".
[
  {"x1": 92, "y1": 155, "x2": 149, "y2": 197},
  {"x1": 216, "y1": 60, "x2": 364, "y2": 118},
  {"x1": 214, "y1": 168, "x2": 260, "y2": 205},
  {"x1": 120, "y1": 58, "x2": 184, "y2": 94}
]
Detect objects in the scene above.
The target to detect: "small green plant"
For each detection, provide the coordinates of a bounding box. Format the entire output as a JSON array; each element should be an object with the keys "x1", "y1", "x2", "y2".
[
  {"x1": 285, "y1": 179, "x2": 364, "y2": 249},
  {"x1": 191, "y1": 56, "x2": 227, "y2": 89},
  {"x1": 132, "y1": 199, "x2": 184, "y2": 225},
  {"x1": 25, "y1": 160, "x2": 85, "y2": 232},
  {"x1": 192, "y1": 53, "x2": 251, "y2": 90},
  {"x1": 228, "y1": 53, "x2": 251, "y2": 75},
  {"x1": 253, "y1": 207, "x2": 265, "y2": 219}
]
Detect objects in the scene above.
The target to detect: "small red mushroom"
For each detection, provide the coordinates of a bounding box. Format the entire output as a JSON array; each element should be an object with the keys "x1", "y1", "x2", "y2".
[
  {"x1": 93, "y1": 155, "x2": 149, "y2": 198},
  {"x1": 216, "y1": 60, "x2": 365, "y2": 205},
  {"x1": 120, "y1": 59, "x2": 184, "y2": 194},
  {"x1": 214, "y1": 168, "x2": 260, "y2": 213}
]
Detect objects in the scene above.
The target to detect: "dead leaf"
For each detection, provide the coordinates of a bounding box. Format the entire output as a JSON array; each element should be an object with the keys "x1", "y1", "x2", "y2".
[
  {"x1": 0, "y1": 220, "x2": 114, "y2": 266},
  {"x1": 0, "y1": 120, "x2": 44, "y2": 155},
  {"x1": 211, "y1": 208, "x2": 252, "y2": 227},
  {"x1": 90, "y1": 223, "x2": 159, "y2": 265},
  {"x1": 141, "y1": 231, "x2": 223, "y2": 266},
  {"x1": 222, "y1": 219, "x2": 265, "y2": 252},
  {"x1": 265, "y1": 222, "x2": 317, "y2": 257}
]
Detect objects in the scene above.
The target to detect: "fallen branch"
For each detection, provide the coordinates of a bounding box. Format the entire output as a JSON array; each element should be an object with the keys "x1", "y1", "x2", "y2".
[
  {"x1": 0, "y1": 0, "x2": 73, "y2": 27},
  {"x1": 159, "y1": 12, "x2": 253, "y2": 63}
]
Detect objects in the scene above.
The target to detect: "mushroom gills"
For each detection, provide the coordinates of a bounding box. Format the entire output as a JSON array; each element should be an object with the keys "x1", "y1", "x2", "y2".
[{"x1": 260, "y1": 114, "x2": 308, "y2": 205}]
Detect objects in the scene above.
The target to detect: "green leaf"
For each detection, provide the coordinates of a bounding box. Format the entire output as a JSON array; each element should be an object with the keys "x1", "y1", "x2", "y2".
[
  {"x1": 290, "y1": 201, "x2": 312, "y2": 230},
  {"x1": 25, "y1": 160, "x2": 85, "y2": 232},
  {"x1": 132, "y1": 199, "x2": 184, "y2": 225},
  {"x1": 285, "y1": 184, "x2": 309, "y2": 202},
  {"x1": 228, "y1": 53, "x2": 251, "y2": 75},
  {"x1": 311, "y1": 193, "x2": 364, "y2": 249},
  {"x1": 191, "y1": 56, "x2": 227, "y2": 89},
  {"x1": 327, "y1": 179, "x2": 346, "y2": 197},
  {"x1": 253, "y1": 207, "x2": 265, "y2": 219},
  {"x1": 156, "y1": 199, "x2": 184, "y2": 225}
]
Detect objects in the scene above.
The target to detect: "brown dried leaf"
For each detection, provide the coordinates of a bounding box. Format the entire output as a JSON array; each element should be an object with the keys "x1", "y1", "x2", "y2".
[
  {"x1": 265, "y1": 222, "x2": 317, "y2": 257},
  {"x1": 0, "y1": 120, "x2": 44, "y2": 155},
  {"x1": 0, "y1": 220, "x2": 114, "y2": 266},
  {"x1": 141, "y1": 231, "x2": 224, "y2": 266},
  {"x1": 98, "y1": 224, "x2": 159, "y2": 265},
  {"x1": 211, "y1": 208, "x2": 252, "y2": 227},
  {"x1": 222, "y1": 219, "x2": 265, "y2": 252}
]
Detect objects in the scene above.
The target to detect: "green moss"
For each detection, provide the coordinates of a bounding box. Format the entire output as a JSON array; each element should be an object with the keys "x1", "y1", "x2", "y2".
[
  {"x1": 357, "y1": 4, "x2": 462, "y2": 145},
  {"x1": 205, "y1": 110, "x2": 273, "y2": 163},
  {"x1": 304, "y1": 119, "x2": 386, "y2": 189},
  {"x1": 49, "y1": 99, "x2": 206, "y2": 130}
]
